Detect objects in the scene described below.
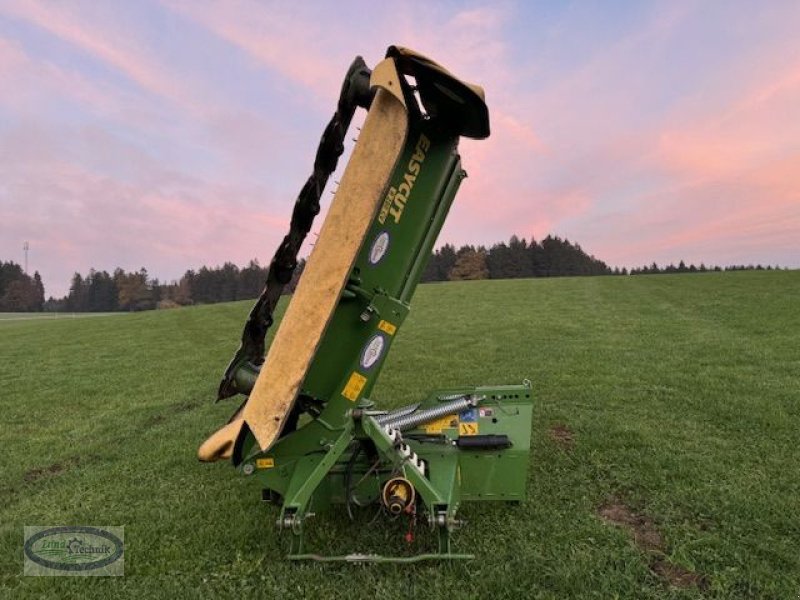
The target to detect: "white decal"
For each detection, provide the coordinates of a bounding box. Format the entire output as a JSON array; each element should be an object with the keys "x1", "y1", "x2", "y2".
[
  {"x1": 360, "y1": 334, "x2": 385, "y2": 370},
  {"x1": 368, "y1": 231, "x2": 390, "y2": 265}
]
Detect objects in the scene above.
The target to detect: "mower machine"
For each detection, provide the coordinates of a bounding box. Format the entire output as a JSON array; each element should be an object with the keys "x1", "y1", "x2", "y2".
[{"x1": 199, "y1": 46, "x2": 533, "y2": 562}]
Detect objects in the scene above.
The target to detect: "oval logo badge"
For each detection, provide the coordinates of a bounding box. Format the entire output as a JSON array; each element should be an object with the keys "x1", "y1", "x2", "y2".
[
  {"x1": 360, "y1": 334, "x2": 385, "y2": 370},
  {"x1": 24, "y1": 526, "x2": 124, "y2": 574},
  {"x1": 368, "y1": 231, "x2": 390, "y2": 266}
]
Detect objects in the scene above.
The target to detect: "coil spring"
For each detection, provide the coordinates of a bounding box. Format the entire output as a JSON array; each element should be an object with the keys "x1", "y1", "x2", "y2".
[
  {"x1": 380, "y1": 395, "x2": 477, "y2": 431},
  {"x1": 438, "y1": 392, "x2": 470, "y2": 401},
  {"x1": 375, "y1": 403, "x2": 420, "y2": 425}
]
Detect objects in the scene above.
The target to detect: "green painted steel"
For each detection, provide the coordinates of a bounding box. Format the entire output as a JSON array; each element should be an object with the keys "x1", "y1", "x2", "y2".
[
  {"x1": 298, "y1": 123, "x2": 463, "y2": 407},
  {"x1": 217, "y1": 51, "x2": 534, "y2": 561},
  {"x1": 236, "y1": 119, "x2": 466, "y2": 463},
  {"x1": 242, "y1": 383, "x2": 532, "y2": 559}
]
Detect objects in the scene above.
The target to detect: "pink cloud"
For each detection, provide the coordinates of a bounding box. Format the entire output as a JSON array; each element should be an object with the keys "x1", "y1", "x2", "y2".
[
  {"x1": 0, "y1": 1, "x2": 221, "y2": 115},
  {"x1": 470, "y1": 7, "x2": 800, "y2": 270},
  {"x1": 0, "y1": 36, "x2": 130, "y2": 117},
  {"x1": 654, "y1": 61, "x2": 800, "y2": 182},
  {"x1": 2, "y1": 0, "x2": 798, "y2": 297},
  {"x1": 580, "y1": 147, "x2": 800, "y2": 268},
  {"x1": 0, "y1": 122, "x2": 292, "y2": 295},
  {"x1": 164, "y1": 0, "x2": 551, "y2": 250},
  {"x1": 164, "y1": 0, "x2": 361, "y2": 105}
]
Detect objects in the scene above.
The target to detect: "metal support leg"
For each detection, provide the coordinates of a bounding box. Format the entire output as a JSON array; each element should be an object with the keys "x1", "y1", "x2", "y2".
[{"x1": 280, "y1": 422, "x2": 353, "y2": 534}]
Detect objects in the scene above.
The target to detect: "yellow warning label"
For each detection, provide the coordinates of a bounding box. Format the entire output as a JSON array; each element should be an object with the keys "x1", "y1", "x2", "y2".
[
  {"x1": 378, "y1": 320, "x2": 397, "y2": 335},
  {"x1": 342, "y1": 371, "x2": 367, "y2": 402},
  {"x1": 424, "y1": 415, "x2": 459, "y2": 433},
  {"x1": 256, "y1": 457, "x2": 275, "y2": 469},
  {"x1": 458, "y1": 422, "x2": 479, "y2": 436}
]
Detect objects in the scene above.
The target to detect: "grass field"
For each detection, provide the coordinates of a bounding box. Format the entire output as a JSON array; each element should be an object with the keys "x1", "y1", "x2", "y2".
[
  {"x1": 1, "y1": 271, "x2": 798, "y2": 599},
  {"x1": 0, "y1": 312, "x2": 120, "y2": 321}
]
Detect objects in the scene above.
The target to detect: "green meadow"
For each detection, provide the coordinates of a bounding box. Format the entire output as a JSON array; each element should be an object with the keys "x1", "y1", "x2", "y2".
[{"x1": 1, "y1": 271, "x2": 798, "y2": 599}]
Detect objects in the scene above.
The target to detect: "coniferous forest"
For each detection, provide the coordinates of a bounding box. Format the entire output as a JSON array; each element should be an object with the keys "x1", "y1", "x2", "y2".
[
  {"x1": 0, "y1": 262, "x2": 46, "y2": 312},
  {"x1": 0, "y1": 235, "x2": 785, "y2": 313}
]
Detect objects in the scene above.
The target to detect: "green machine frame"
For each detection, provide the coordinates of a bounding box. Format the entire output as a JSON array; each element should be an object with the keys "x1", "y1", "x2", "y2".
[{"x1": 202, "y1": 47, "x2": 534, "y2": 562}]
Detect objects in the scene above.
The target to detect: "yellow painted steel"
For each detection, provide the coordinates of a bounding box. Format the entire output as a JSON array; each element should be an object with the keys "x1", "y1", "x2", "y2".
[{"x1": 198, "y1": 68, "x2": 409, "y2": 460}]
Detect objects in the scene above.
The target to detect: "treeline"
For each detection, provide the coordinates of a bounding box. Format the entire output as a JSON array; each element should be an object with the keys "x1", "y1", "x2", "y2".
[
  {"x1": 54, "y1": 235, "x2": 609, "y2": 311},
  {"x1": 46, "y1": 261, "x2": 306, "y2": 313},
  {"x1": 626, "y1": 261, "x2": 781, "y2": 275},
  {"x1": 422, "y1": 235, "x2": 612, "y2": 281},
  {"x1": 1, "y1": 234, "x2": 787, "y2": 313},
  {"x1": 0, "y1": 262, "x2": 45, "y2": 311}
]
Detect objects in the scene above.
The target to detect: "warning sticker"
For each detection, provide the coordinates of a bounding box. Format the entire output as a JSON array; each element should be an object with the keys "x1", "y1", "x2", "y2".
[
  {"x1": 423, "y1": 415, "x2": 459, "y2": 434},
  {"x1": 256, "y1": 457, "x2": 275, "y2": 469},
  {"x1": 342, "y1": 371, "x2": 367, "y2": 402},
  {"x1": 378, "y1": 320, "x2": 397, "y2": 336},
  {"x1": 459, "y1": 422, "x2": 479, "y2": 436}
]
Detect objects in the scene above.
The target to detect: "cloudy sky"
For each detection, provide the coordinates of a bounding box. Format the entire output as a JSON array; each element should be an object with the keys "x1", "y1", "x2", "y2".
[{"x1": 1, "y1": 1, "x2": 798, "y2": 296}]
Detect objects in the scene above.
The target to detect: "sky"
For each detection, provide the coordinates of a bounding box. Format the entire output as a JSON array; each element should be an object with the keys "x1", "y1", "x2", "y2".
[{"x1": 0, "y1": 1, "x2": 798, "y2": 297}]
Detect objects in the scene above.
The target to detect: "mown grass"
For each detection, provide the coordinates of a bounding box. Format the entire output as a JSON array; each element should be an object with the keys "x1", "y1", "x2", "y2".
[{"x1": 0, "y1": 271, "x2": 798, "y2": 599}]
